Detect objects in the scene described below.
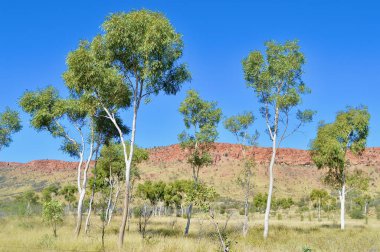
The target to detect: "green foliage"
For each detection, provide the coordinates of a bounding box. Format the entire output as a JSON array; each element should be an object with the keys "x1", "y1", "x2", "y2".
[
  {"x1": 311, "y1": 107, "x2": 370, "y2": 188},
  {"x1": 297, "y1": 196, "x2": 310, "y2": 212},
  {"x1": 19, "y1": 87, "x2": 89, "y2": 158},
  {"x1": 42, "y1": 200, "x2": 64, "y2": 237},
  {"x1": 163, "y1": 180, "x2": 191, "y2": 208},
  {"x1": 185, "y1": 182, "x2": 217, "y2": 212},
  {"x1": 253, "y1": 192, "x2": 267, "y2": 213},
  {"x1": 178, "y1": 90, "x2": 222, "y2": 179},
  {"x1": 59, "y1": 184, "x2": 77, "y2": 207},
  {"x1": 224, "y1": 111, "x2": 258, "y2": 146},
  {"x1": 136, "y1": 180, "x2": 216, "y2": 212},
  {"x1": 310, "y1": 189, "x2": 329, "y2": 208},
  {"x1": 63, "y1": 36, "x2": 131, "y2": 111},
  {"x1": 94, "y1": 142, "x2": 148, "y2": 189},
  {"x1": 179, "y1": 90, "x2": 221, "y2": 145},
  {"x1": 275, "y1": 197, "x2": 294, "y2": 210},
  {"x1": 349, "y1": 207, "x2": 364, "y2": 219},
  {"x1": 242, "y1": 40, "x2": 314, "y2": 141},
  {"x1": 15, "y1": 190, "x2": 40, "y2": 216},
  {"x1": 137, "y1": 181, "x2": 166, "y2": 206},
  {"x1": 0, "y1": 107, "x2": 22, "y2": 150},
  {"x1": 103, "y1": 10, "x2": 191, "y2": 98},
  {"x1": 42, "y1": 184, "x2": 60, "y2": 203}
]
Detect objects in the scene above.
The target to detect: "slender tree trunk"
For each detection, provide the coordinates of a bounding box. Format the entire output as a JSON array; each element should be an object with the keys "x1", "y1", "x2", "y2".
[
  {"x1": 243, "y1": 181, "x2": 250, "y2": 237},
  {"x1": 74, "y1": 151, "x2": 84, "y2": 236},
  {"x1": 118, "y1": 102, "x2": 138, "y2": 248},
  {"x1": 318, "y1": 198, "x2": 321, "y2": 221},
  {"x1": 84, "y1": 147, "x2": 99, "y2": 234},
  {"x1": 75, "y1": 123, "x2": 94, "y2": 237},
  {"x1": 210, "y1": 211, "x2": 227, "y2": 252},
  {"x1": 75, "y1": 189, "x2": 86, "y2": 237},
  {"x1": 53, "y1": 223, "x2": 57, "y2": 237},
  {"x1": 340, "y1": 184, "x2": 346, "y2": 230},
  {"x1": 184, "y1": 204, "x2": 193, "y2": 236},
  {"x1": 85, "y1": 188, "x2": 95, "y2": 234},
  {"x1": 105, "y1": 182, "x2": 114, "y2": 222},
  {"x1": 108, "y1": 184, "x2": 120, "y2": 225},
  {"x1": 263, "y1": 133, "x2": 277, "y2": 239}
]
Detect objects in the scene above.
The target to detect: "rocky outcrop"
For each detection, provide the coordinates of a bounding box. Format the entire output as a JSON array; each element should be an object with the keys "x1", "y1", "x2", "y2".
[{"x1": 2, "y1": 143, "x2": 380, "y2": 171}]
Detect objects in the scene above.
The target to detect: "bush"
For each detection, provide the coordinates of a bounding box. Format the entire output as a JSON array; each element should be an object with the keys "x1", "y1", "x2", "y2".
[
  {"x1": 349, "y1": 208, "x2": 364, "y2": 219},
  {"x1": 42, "y1": 200, "x2": 64, "y2": 237}
]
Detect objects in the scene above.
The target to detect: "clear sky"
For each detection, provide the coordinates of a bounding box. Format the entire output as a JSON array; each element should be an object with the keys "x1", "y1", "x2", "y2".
[{"x1": 1, "y1": 0, "x2": 379, "y2": 162}]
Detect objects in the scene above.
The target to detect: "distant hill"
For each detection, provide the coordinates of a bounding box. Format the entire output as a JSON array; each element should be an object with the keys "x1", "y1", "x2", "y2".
[{"x1": 1, "y1": 143, "x2": 380, "y2": 200}]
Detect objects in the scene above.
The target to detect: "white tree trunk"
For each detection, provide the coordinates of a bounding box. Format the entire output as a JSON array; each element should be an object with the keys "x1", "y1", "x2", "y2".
[
  {"x1": 101, "y1": 104, "x2": 137, "y2": 248},
  {"x1": 318, "y1": 198, "x2": 321, "y2": 221},
  {"x1": 75, "y1": 132, "x2": 94, "y2": 237},
  {"x1": 243, "y1": 181, "x2": 250, "y2": 237},
  {"x1": 118, "y1": 103, "x2": 138, "y2": 248},
  {"x1": 84, "y1": 188, "x2": 95, "y2": 234},
  {"x1": 75, "y1": 189, "x2": 86, "y2": 236},
  {"x1": 184, "y1": 204, "x2": 193, "y2": 236},
  {"x1": 263, "y1": 133, "x2": 277, "y2": 239},
  {"x1": 340, "y1": 184, "x2": 346, "y2": 230},
  {"x1": 108, "y1": 184, "x2": 120, "y2": 225}
]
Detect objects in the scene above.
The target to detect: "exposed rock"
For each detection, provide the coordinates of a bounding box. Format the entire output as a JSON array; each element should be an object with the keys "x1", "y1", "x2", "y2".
[{"x1": 2, "y1": 143, "x2": 380, "y2": 171}]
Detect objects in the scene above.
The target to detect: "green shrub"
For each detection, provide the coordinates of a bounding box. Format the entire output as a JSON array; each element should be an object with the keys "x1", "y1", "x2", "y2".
[
  {"x1": 42, "y1": 200, "x2": 64, "y2": 237},
  {"x1": 349, "y1": 208, "x2": 364, "y2": 219}
]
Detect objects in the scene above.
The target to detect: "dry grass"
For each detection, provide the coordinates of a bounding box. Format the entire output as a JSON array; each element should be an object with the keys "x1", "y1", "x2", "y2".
[{"x1": 1, "y1": 213, "x2": 380, "y2": 252}]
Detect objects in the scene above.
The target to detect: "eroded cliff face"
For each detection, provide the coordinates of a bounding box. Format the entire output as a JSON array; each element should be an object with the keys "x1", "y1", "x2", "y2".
[
  {"x1": 147, "y1": 143, "x2": 380, "y2": 166},
  {"x1": 1, "y1": 143, "x2": 380, "y2": 199},
  {"x1": 2, "y1": 143, "x2": 380, "y2": 171}
]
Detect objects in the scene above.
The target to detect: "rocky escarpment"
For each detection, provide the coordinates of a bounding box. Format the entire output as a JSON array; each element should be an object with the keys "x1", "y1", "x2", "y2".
[{"x1": 2, "y1": 143, "x2": 380, "y2": 171}]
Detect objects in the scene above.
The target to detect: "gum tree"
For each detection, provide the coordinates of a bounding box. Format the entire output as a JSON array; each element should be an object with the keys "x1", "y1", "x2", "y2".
[
  {"x1": 311, "y1": 107, "x2": 370, "y2": 230},
  {"x1": 310, "y1": 189, "x2": 329, "y2": 221},
  {"x1": 224, "y1": 112, "x2": 258, "y2": 237},
  {"x1": 0, "y1": 107, "x2": 22, "y2": 150},
  {"x1": 242, "y1": 40, "x2": 315, "y2": 238},
  {"x1": 179, "y1": 90, "x2": 222, "y2": 235},
  {"x1": 64, "y1": 10, "x2": 190, "y2": 247},
  {"x1": 19, "y1": 87, "x2": 100, "y2": 237}
]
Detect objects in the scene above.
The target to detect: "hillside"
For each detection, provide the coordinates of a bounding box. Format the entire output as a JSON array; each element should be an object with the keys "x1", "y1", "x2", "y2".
[{"x1": 1, "y1": 143, "x2": 380, "y2": 200}]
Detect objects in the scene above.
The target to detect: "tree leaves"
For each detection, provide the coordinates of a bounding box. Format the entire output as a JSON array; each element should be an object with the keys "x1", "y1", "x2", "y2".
[
  {"x1": 0, "y1": 107, "x2": 22, "y2": 150},
  {"x1": 311, "y1": 107, "x2": 370, "y2": 189}
]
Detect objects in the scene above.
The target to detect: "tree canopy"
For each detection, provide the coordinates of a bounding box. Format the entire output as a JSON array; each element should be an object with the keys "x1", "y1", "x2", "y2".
[
  {"x1": 0, "y1": 107, "x2": 22, "y2": 150},
  {"x1": 311, "y1": 106, "x2": 370, "y2": 188}
]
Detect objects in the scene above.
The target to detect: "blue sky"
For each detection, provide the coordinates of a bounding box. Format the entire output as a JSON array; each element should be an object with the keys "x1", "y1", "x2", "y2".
[{"x1": 1, "y1": 0, "x2": 380, "y2": 162}]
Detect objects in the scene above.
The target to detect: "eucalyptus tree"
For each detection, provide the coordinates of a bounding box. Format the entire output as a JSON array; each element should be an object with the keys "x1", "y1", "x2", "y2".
[
  {"x1": 311, "y1": 107, "x2": 370, "y2": 230},
  {"x1": 310, "y1": 189, "x2": 329, "y2": 221},
  {"x1": 42, "y1": 200, "x2": 64, "y2": 237},
  {"x1": 242, "y1": 40, "x2": 315, "y2": 238},
  {"x1": 19, "y1": 87, "x2": 102, "y2": 237},
  {"x1": 64, "y1": 10, "x2": 190, "y2": 246},
  {"x1": 0, "y1": 107, "x2": 22, "y2": 150},
  {"x1": 179, "y1": 89, "x2": 222, "y2": 235},
  {"x1": 224, "y1": 112, "x2": 258, "y2": 237}
]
